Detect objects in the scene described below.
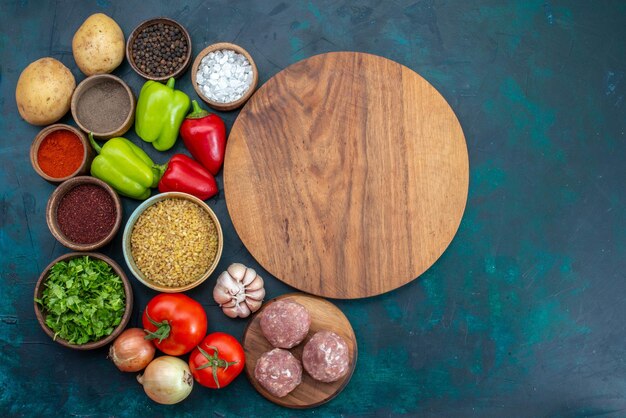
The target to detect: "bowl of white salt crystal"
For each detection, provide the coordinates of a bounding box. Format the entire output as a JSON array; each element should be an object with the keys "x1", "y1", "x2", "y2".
[{"x1": 191, "y1": 42, "x2": 258, "y2": 111}]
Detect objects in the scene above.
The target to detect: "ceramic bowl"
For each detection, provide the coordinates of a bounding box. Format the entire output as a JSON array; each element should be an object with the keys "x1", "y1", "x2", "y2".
[
  {"x1": 30, "y1": 124, "x2": 93, "y2": 183},
  {"x1": 34, "y1": 252, "x2": 133, "y2": 350},
  {"x1": 46, "y1": 176, "x2": 122, "y2": 251},
  {"x1": 70, "y1": 74, "x2": 136, "y2": 140},
  {"x1": 126, "y1": 17, "x2": 192, "y2": 81},
  {"x1": 122, "y1": 192, "x2": 223, "y2": 292},
  {"x1": 191, "y1": 42, "x2": 258, "y2": 111}
]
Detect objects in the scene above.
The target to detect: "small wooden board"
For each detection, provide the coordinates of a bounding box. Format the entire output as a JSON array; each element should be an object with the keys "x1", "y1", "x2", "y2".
[
  {"x1": 225, "y1": 52, "x2": 469, "y2": 299},
  {"x1": 242, "y1": 293, "x2": 357, "y2": 409}
]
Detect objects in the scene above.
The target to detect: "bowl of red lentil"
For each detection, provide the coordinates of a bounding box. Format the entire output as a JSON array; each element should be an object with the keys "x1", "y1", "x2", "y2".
[
  {"x1": 122, "y1": 192, "x2": 223, "y2": 292},
  {"x1": 30, "y1": 124, "x2": 93, "y2": 183},
  {"x1": 46, "y1": 176, "x2": 122, "y2": 251}
]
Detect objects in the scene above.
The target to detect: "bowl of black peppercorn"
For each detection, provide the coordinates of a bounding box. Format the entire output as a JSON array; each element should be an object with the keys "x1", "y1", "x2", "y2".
[{"x1": 126, "y1": 17, "x2": 192, "y2": 81}]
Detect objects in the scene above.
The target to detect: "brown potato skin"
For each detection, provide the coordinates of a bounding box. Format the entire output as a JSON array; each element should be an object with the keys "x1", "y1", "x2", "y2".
[
  {"x1": 72, "y1": 13, "x2": 124, "y2": 76},
  {"x1": 15, "y1": 57, "x2": 75, "y2": 126}
]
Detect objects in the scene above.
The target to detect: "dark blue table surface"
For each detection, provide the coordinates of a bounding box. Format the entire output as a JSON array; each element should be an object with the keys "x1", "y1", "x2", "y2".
[{"x1": 1, "y1": 1, "x2": 625, "y2": 417}]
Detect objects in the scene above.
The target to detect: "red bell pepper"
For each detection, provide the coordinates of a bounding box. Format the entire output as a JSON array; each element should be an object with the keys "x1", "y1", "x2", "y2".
[
  {"x1": 158, "y1": 154, "x2": 218, "y2": 200},
  {"x1": 180, "y1": 100, "x2": 226, "y2": 175}
]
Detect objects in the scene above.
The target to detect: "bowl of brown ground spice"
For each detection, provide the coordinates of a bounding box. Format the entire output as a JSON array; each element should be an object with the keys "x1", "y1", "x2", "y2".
[
  {"x1": 71, "y1": 74, "x2": 136, "y2": 140},
  {"x1": 122, "y1": 192, "x2": 223, "y2": 292},
  {"x1": 46, "y1": 176, "x2": 122, "y2": 251}
]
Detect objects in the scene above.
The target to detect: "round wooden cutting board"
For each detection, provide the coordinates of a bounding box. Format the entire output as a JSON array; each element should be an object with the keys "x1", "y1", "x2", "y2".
[
  {"x1": 242, "y1": 293, "x2": 357, "y2": 408},
  {"x1": 225, "y1": 52, "x2": 469, "y2": 299}
]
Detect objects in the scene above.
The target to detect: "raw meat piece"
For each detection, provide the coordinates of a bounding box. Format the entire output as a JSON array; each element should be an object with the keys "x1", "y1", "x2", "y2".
[
  {"x1": 260, "y1": 300, "x2": 311, "y2": 348},
  {"x1": 302, "y1": 331, "x2": 350, "y2": 382},
  {"x1": 254, "y1": 348, "x2": 302, "y2": 397}
]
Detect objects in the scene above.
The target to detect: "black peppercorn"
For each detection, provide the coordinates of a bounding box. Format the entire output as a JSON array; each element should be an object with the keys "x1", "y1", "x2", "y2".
[{"x1": 131, "y1": 22, "x2": 188, "y2": 77}]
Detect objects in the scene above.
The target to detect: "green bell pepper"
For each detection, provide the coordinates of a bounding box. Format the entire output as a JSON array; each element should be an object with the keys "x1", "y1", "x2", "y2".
[
  {"x1": 89, "y1": 133, "x2": 163, "y2": 200},
  {"x1": 135, "y1": 77, "x2": 191, "y2": 151}
]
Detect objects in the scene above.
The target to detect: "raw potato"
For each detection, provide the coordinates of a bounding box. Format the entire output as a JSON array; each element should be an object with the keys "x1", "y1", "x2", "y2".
[
  {"x1": 15, "y1": 58, "x2": 75, "y2": 126},
  {"x1": 72, "y1": 13, "x2": 124, "y2": 76}
]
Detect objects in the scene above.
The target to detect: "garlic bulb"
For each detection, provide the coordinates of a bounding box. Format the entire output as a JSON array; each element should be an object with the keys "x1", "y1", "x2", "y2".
[{"x1": 213, "y1": 263, "x2": 265, "y2": 318}]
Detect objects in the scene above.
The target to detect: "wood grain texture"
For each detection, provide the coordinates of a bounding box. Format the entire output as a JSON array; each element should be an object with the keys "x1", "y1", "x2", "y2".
[
  {"x1": 242, "y1": 293, "x2": 357, "y2": 409},
  {"x1": 4, "y1": 3, "x2": 626, "y2": 417},
  {"x1": 225, "y1": 52, "x2": 469, "y2": 299}
]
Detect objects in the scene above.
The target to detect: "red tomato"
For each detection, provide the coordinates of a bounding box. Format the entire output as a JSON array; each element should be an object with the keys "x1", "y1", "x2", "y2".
[
  {"x1": 142, "y1": 293, "x2": 207, "y2": 356},
  {"x1": 189, "y1": 332, "x2": 245, "y2": 389}
]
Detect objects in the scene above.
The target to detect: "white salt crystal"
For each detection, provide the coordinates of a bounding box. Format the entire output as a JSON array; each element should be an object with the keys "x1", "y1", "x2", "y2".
[{"x1": 196, "y1": 48, "x2": 254, "y2": 103}]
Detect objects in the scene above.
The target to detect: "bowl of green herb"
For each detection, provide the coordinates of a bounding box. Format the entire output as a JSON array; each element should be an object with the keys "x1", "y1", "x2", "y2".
[{"x1": 34, "y1": 252, "x2": 133, "y2": 350}]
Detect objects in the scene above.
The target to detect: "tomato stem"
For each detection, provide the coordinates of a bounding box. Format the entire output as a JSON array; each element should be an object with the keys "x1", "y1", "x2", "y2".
[
  {"x1": 143, "y1": 309, "x2": 171, "y2": 343},
  {"x1": 195, "y1": 345, "x2": 238, "y2": 389}
]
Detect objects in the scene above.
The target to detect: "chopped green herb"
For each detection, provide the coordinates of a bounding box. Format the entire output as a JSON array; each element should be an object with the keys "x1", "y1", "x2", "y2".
[{"x1": 35, "y1": 256, "x2": 125, "y2": 344}]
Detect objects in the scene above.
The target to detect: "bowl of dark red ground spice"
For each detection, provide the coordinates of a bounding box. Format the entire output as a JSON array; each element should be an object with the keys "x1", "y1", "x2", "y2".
[
  {"x1": 46, "y1": 176, "x2": 122, "y2": 251},
  {"x1": 71, "y1": 74, "x2": 135, "y2": 140},
  {"x1": 126, "y1": 18, "x2": 192, "y2": 81},
  {"x1": 30, "y1": 124, "x2": 93, "y2": 183}
]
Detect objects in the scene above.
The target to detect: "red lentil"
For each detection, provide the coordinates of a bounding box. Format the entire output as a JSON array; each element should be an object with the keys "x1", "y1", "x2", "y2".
[{"x1": 56, "y1": 184, "x2": 116, "y2": 244}]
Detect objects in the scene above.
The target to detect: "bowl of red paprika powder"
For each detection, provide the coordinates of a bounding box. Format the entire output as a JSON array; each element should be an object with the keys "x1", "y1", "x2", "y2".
[
  {"x1": 46, "y1": 176, "x2": 122, "y2": 251},
  {"x1": 30, "y1": 124, "x2": 93, "y2": 183}
]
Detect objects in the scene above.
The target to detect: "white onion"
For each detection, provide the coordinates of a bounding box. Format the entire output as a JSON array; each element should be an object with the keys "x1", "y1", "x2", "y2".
[
  {"x1": 137, "y1": 356, "x2": 193, "y2": 404},
  {"x1": 109, "y1": 328, "x2": 155, "y2": 372}
]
